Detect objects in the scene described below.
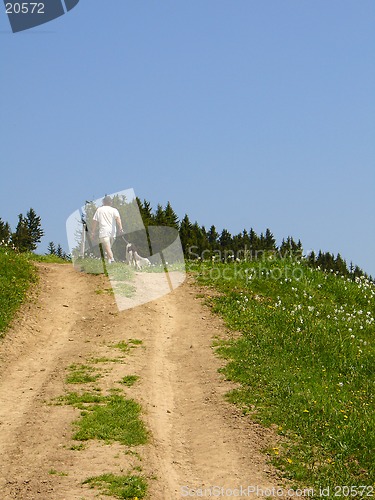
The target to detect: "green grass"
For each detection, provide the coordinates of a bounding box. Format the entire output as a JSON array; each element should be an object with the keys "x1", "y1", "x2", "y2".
[
  {"x1": 26, "y1": 253, "x2": 69, "y2": 264},
  {"x1": 73, "y1": 395, "x2": 148, "y2": 446},
  {"x1": 112, "y1": 282, "x2": 136, "y2": 298},
  {"x1": 48, "y1": 469, "x2": 68, "y2": 476},
  {"x1": 109, "y1": 339, "x2": 142, "y2": 354},
  {"x1": 89, "y1": 356, "x2": 125, "y2": 364},
  {"x1": 119, "y1": 375, "x2": 139, "y2": 387},
  {"x1": 128, "y1": 339, "x2": 143, "y2": 346},
  {"x1": 95, "y1": 287, "x2": 114, "y2": 295},
  {"x1": 0, "y1": 248, "x2": 37, "y2": 335},
  {"x1": 60, "y1": 392, "x2": 148, "y2": 446},
  {"x1": 190, "y1": 259, "x2": 375, "y2": 489},
  {"x1": 75, "y1": 257, "x2": 135, "y2": 279},
  {"x1": 56, "y1": 391, "x2": 104, "y2": 409},
  {"x1": 83, "y1": 473, "x2": 147, "y2": 499},
  {"x1": 107, "y1": 263, "x2": 135, "y2": 281},
  {"x1": 65, "y1": 363, "x2": 101, "y2": 384},
  {"x1": 0, "y1": 248, "x2": 71, "y2": 335},
  {"x1": 73, "y1": 257, "x2": 107, "y2": 275},
  {"x1": 69, "y1": 442, "x2": 86, "y2": 451},
  {"x1": 110, "y1": 340, "x2": 131, "y2": 353}
]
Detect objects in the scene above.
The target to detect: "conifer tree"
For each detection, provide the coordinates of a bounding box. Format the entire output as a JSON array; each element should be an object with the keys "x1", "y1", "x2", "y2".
[
  {"x1": 242, "y1": 229, "x2": 250, "y2": 248},
  {"x1": 11, "y1": 214, "x2": 30, "y2": 252},
  {"x1": 56, "y1": 244, "x2": 64, "y2": 259},
  {"x1": 154, "y1": 204, "x2": 166, "y2": 225},
  {"x1": 47, "y1": 241, "x2": 56, "y2": 255},
  {"x1": 164, "y1": 201, "x2": 179, "y2": 229},
  {"x1": 207, "y1": 225, "x2": 219, "y2": 250},
  {"x1": 264, "y1": 228, "x2": 276, "y2": 251},
  {"x1": 249, "y1": 228, "x2": 260, "y2": 251},
  {"x1": 219, "y1": 229, "x2": 232, "y2": 251},
  {"x1": 191, "y1": 222, "x2": 209, "y2": 257},
  {"x1": 279, "y1": 236, "x2": 301, "y2": 257},
  {"x1": 307, "y1": 250, "x2": 316, "y2": 267},
  {"x1": 0, "y1": 218, "x2": 11, "y2": 244},
  {"x1": 136, "y1": 198, "x2": 153, "y2": 228},
  {"x1": 335, "y1": 253, "x2": 348, "y2": 275},
  {"x1": 232, "y1": 233, "x2": 243, "y2": 256},
  {"x1": 11, "y1": 208, "x2": 43, "y2": 252},
  {"x1": 179, "y1": 214, "x2": 194, "y2": 257},
  {"x1": 25, "y1": 208, "x2": 44, "y2": 251},
  {"x1": 200, "y1": 225, "x2": 210, "y2": 253}
]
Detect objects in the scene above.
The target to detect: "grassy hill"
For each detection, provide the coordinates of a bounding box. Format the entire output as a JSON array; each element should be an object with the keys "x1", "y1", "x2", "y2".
[
  {"x1": 1, "y1": 245, "x2": 374, "y2": 490},
  {"x1": 0, "y1": 248, "x2": 37, "y2": 335},
  {"x1": 0, "y1": 248, "x2": 67, "y2": 335},
  {"x1": 190, "y1": 257, "x2": 375, "y2": 490}
]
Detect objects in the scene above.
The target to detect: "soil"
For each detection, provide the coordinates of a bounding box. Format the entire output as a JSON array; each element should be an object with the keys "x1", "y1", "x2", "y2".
[{"x1": 0, "y1": 263, "x2": 290, "y2": 499}]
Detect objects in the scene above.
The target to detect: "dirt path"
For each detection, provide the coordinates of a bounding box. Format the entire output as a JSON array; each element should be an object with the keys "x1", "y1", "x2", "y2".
[{"x1": 0, "y1": 263, "x2": 287, "y2": 499}]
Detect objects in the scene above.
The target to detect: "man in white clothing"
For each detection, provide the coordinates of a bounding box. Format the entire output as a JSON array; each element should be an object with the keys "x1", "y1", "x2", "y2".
[{"x1": 91, "y1": 196, "x2": 123, "y2": 264}]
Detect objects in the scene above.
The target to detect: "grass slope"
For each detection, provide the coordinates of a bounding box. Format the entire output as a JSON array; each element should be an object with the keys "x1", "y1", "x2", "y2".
[
  {"x1": 0, "y1": 249, "x2": 69, "y2": 336},
  {"x1": 0, "y1": 248, "x2": 37, "y2": 335},
  {"x1": 190, "y1": 259, "x2": 375, "y2": 489}
]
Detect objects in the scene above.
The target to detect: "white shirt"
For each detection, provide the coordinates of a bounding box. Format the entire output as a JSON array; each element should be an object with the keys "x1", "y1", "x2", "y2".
[{"x1": 93, "y1": 206, "x2": 120, "y2": 239}]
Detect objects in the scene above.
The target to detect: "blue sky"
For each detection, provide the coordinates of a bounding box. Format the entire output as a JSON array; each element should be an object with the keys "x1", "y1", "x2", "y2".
[{"x1": 1, "y1": 0, "x2": 374, "y2": 275}]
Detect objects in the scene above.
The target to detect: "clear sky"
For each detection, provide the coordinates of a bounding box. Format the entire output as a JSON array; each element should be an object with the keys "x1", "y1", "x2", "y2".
[{"x1": 1, "y1": 0, "x2": 374, "y2": 275}]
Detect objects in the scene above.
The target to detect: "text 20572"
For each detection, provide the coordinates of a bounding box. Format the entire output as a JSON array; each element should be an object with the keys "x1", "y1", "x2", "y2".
[{"x1": 5, "y1": 3, "x2": 45, "y2": 14}]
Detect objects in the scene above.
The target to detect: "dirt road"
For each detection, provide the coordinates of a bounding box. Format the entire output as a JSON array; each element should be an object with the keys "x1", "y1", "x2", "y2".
[{"x1": 0, "y1": 263, "x2": 286, "y2": 499}]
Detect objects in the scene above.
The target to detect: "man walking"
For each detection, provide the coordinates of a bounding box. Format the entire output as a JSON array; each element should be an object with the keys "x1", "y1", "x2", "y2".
[{"x1": 91, "y1": 195, "x2": 123, "y2": 264}]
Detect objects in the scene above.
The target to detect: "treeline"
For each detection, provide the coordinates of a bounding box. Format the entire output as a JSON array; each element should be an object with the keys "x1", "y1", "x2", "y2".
[
  {"x1": 0, "y1": 209, "x2": 69, "y2": 260},
  {"x1": 133, "y1": 197, "x2": 369, "y2": 280},
  {"x1": 46, "y1": 241, "x2": 70, "y2": 260},
  {"x1": 1, "y1": 199, "x2": 369, "y2": 280},
  {"x1": 0, "y1": 208, "x2": 43, "y2": 252}
]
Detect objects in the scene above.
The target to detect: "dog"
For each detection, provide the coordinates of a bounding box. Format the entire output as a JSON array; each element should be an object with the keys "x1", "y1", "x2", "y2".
[{"x1": 125, "y1": 242, "x2": 151, "y2": 270}]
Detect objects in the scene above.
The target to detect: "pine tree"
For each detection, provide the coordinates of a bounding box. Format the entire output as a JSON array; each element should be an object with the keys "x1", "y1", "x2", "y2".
[
  {"x1": 11, "y1": 214, "x2": 30, "y2": 252},
  {"x1": 47, "y1": 241, "x2": 56, "y2": 255},
  {"x1": 335, "y1": 253, "x2": 348, "y2": 275},
  {"x1": 25, "y1": 208, "x2": 44, "y2": 251},
  {"x1": 11, "y1": 209, "x2": 43, "y2": 252},
  {"x1": 219, "y1": 229, "x2": 232, "y2": 251},
  {"x1": 279, "y1": 236, "x2": 301, "y2": 257},
  {"x1": 200, "y1": 225, "x2": 210, "y2": 253},
  {"x1": 307, "y1": 250, "x2": 316, "y2": 267},
  {"x1": 136, "y1": 198, "x2": 153, "y2": 228},
  {"x1": 249, "y1": 228, "x2": 260, "y2": 251},
  {"x1": 154, "y1": 204, "x2": 166, "y2": 225},
  {"x1": 242, "y1": 229, "x2": 250, "y2": 248},
  {"x1": 191, "y1": 222, "x2": 209, "y2": 257},
  {"x1": 264, "y1": 228, "x2": 276, "y2": 251},
  {"x1": 179, "y1": 214, "x2": 194, "y2": 257},
  {"x1": 207, "y1": 225, "x2": 219, "y2": 250},
  {"x1": 56, "y1": 244, "x2": 64, "y2": 259},
  {"x1": 164, "y1": 201, "x2": 179, "y2": 229},
  {"x1": 0, "y1": 218, "x2": 11, "y2": 244}
]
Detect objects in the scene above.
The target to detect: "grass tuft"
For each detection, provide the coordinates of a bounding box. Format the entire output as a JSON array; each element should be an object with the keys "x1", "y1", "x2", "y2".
[
  {"x1": 65, "y1": 364, "x2": 101, "y2": 384},
  {"x1": 110, "y1": 340, "x2": 130, "y2": 353},
  {"x1": 83, "y1": 473, "x2": 147, "y2": 499},
  {"x1": 72, "y1": 395, "x2": 148, "y2": 446},
  {"x1": 58, "y1": 392, "x2": 148, "y2": 446},
  {"x1": 120, "y1": 375, "x2": 139, "y2": 387}
]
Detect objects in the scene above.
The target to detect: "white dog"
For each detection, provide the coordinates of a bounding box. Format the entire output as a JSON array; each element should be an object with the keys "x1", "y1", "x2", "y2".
[{"x1": 125, "y1": 243, "x2": 151, "y2": 270}]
